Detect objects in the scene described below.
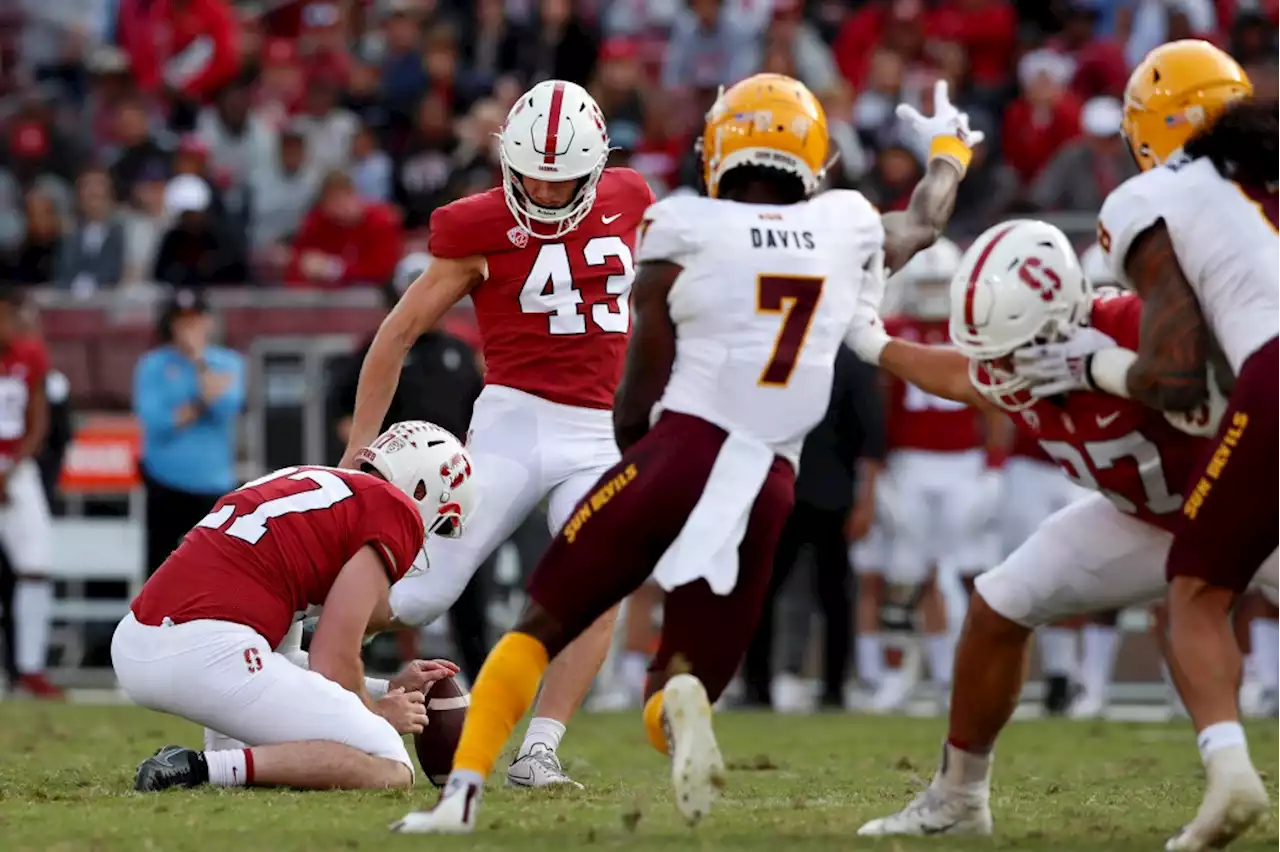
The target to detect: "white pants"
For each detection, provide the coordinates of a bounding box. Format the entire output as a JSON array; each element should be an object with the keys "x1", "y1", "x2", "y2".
[
  {"x1": 976, "y1": 492, "x2": 1280, "y2": 627},
  {"x1": 111, "y1": 613, "x2": 411, "y2": 771},
  {"x1": 0, "y1": 459, "x2": 51, "y2": 572},
  {"x1": 885, "y1": 449, "x2": 998, "y2": 583},
  {"x1": 390, "y1": 385, "x2": 620, "y2": 626},
  {"x1": 999, "y1": 456, "x2": 1089, "y2": 557}
]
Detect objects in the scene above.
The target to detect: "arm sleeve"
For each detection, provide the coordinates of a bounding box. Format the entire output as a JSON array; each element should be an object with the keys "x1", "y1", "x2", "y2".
[
  {"x1": 1098, "y1": 173, "x2": 1164, "y2": 289},
  {"x1": 636, "y1": 197, "x2": 697, "y2": 266}
]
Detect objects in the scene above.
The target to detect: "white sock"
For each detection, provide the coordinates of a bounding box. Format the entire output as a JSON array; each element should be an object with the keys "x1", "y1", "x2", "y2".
[
  {"x1": 519, "y1": 717, "x2": 566, "y2": 757},
  {"x1": 857, "y1": 634, "x2": 884, "y2": 685},
  {"x1": 1037, "y1": 627, "x2": 1077, "y2": 679},
  {"x1": 1196, "y1": 721, "x2": 1249, "y2": 764},
  {"x1": 1249, "y1": 619, "x2": 1279, "y2": 691},
  {"x1": 1080, "y1": 625, "x2": 1120, "y2": 699},
  {"x1": 936, "y1": 741, "x2": 992, "y2": 794},
  {"x1": 925, "y1": 634, "x2": 955, "y2": 688},
  {"x1": 619, "y1": 651, "x2": 649, "y2": 694},
  {"x1": 204, "y1": 748, "x2": 250, "y2": 786},
  {"x1": 14, "y1": 578, "x2": 53, "y2": 674}
]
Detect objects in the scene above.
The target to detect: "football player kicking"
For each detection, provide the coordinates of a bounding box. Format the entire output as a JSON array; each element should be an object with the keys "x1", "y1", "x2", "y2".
[
  {"x1": 1009, "y1": 42, "x2": 1277, "y2": 850},
  {"x1": 339, "y1": 79, "x2": 654, "y2": 788},
  {"x1": 849, "y1": 220, "x2": 1278, "y2": 841},
  {"x1": 115, "y1": 421, "x2": 474, "y2": 792},
  {"x1": 391, "y1": 73, "x2": 983, "y2": 834}
]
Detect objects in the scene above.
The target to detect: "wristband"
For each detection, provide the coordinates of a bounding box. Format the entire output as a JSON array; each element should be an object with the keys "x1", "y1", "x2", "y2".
[
  {"x1": 851, "y1": 321, "x2": 892, "y2": 366},
  {"x1": 366, "y1": 677, "x2": 390, "y2": 699},
  {"x1": 1086, "y1": 347, "x2": 1137, "y2": 398},
  {"x1": 929, "y1": 135, "x2": 973, "y2": 175}
]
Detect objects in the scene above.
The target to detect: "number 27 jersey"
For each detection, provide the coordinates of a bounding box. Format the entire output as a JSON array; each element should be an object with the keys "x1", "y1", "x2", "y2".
[
  {"x1": 639, "y1": 190, "x2": 884, "y2": 466},
  {"x1": 131, "y1": 467, "x2": 424, "y2": 647}
]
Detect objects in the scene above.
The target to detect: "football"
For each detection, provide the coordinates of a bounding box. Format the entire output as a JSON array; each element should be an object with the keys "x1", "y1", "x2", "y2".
[{"x1": 413, "y1": 675, "x2": 470, "y2": 786}]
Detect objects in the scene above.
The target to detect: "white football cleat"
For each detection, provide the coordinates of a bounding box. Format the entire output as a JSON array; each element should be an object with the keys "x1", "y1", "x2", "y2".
[
  {"x1": 1165, "y1": 748, "x2": 1268, "y2": 851},
  {"x1": 506, "y1": 744, "x2": 584, "y2": 789},
  {"x1": 390, "y1": 778, "x2": 480, "y2": 835},
  {"x1": 857, "y1": 785, "x2": 994, "y2": 837},
  {"x1": 868, "y1": 668, "x2": 918, "y2": 714},
  {"x1": 664, "y1": 673, "x2": 726, "y2": 825},
  {"x1": 1067, "y1": 688, "x2": 1106, "y2": 720}
]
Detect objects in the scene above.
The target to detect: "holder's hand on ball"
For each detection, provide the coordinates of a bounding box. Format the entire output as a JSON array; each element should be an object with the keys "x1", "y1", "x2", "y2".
[
  {"x1": 376, "y1": 687, "x2": 429, "y2": 734},
  {"x1": 391, "y1": 659, "x2": 461, "y2": 694}
]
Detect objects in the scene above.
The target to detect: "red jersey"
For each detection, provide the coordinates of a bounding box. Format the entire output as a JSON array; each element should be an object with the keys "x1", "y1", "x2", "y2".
[
  {"x1": 885, "y1": 316, "x2": 984, "y2": 453},
  {"x1": 132, "y1": 466, "x2": 424, "y2": 647},
  {"x1": 1010, "y1": 295, "x2": 1205, "y2": 532},
  {"x1": 428, "y1": 168, "x2": 656, "y2": 410},
  {"x1": 1011, "y1": 427, "x2": 1051, "y2": 462},
  {"x1": 0, "y1": 337, "x2": 49, "y2": 463}
]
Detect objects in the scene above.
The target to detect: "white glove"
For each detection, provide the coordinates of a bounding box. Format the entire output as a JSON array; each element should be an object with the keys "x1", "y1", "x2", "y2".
[
  {"x1": 895, "y1": 81, "x2": 985, "y2": 174},
  {"x1": 847, "y1": 317, "x2": 892, "y2": 365},
  {"x1": 1012, "y1": 328, "x2": 1119, "y2": 398}
]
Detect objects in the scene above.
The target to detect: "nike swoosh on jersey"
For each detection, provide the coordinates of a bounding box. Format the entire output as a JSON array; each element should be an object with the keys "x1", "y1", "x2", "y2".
[
  {"x1": 601, "y1": 213, "x2": 622, "y2": 224},
  {"x1": 1096, "y1": 412, "x2": 1121, "y2": 428}
]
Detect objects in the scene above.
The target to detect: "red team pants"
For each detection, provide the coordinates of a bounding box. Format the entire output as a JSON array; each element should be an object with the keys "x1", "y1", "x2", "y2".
[
  {"x1": 1167, "y1": 337, "x2": 1279, "y2": 592},
  {"x1": 526, "y1": 412, "x2": 795, "y2": 702}
]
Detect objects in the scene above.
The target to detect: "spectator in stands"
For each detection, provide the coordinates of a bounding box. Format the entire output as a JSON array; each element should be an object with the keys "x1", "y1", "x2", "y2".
[
  {"x1": 195, "y1": 77, "x2": 277, "y2": 191},
  {"x1": 859, "y1": 142, "x2": 924, "y2": 213},
  {"x1": 833, "y1": 0, "x2": 927, "y2": 90},
  {"x1": 447, "y1": 98, "x2": 506, "y2": 200},
  {"x1": 928, "y1": 0, "x2": 1018, "y2": 96},
  {"x1": 591, "y1": 38, "x2": 646, "y2": 128},
  {"x1": 330, "y1": 252, "x2": 487, "y2": 679},
  {"x1": 120, "y1": 160, "x2": 172, "y2": 286},
  {"x1": 462, "y1": 0, "x2": 522, "y2": 87},
  {"x1": 53, "y1": 169, "x2": 125, "y2": 296},
  {"x1": 2, "y1": 191, "x2": 64, "y2": 286},
  {"x1": 286, "y1": 171, "x2": 403, "y2": 287},
  {"x1": 1121, "y1": 0, "x2": 1218, "y2": 69},
  {"x1": 395, "y1": 93, "x2": 458, "y2": 229},
  {"x1": 349, "y1": 123, "x2": 394, "y2": 202},
  {"x1": 254, "y1": 38, "x2": 307, "y2": 130},
  {"x1": 379, "y1": 2, "x2": 429, "y2": 123},
  {"x1": 1030, "y1": 96, "x2": 1136, "y2": 214},
  {"x1": 662, "y1": 0, "x2": 761, "y2": 93},
  {"x1": 343, "y1": 61, "x2": 391, "y2": 140},
  {"x1": 292, "y1": 75, "x2": 359, "y2": 174},
  {"x1": 108, "y1": 97, "x2": 168, "y2": 204},
  {"x1": 1001, "y1": 49, "x2": 1082, "y2": 185},
  {"x1": 744, "y1": 345, "x2": 886, "y2": 710},
  {"x1": 820, "y1": 85, "x2": 870, "y2": 187},
  {"x1": 767, "y1": 0, "x2": 841, "y2": 93},
  {"x1": 1050, "y1": 2, "x2": 1129, "y2": 100},
  {"x1": 249, "y1": 125, "x2": 319, "y2": 268},
  {"x1": 84, "y1": 47, "x2": 136, "y2": 157},
  {"x1": 1230, "y1": 10, "x2": 1279, "y2": 65},
  {"x1": 152, "y1": 175, "x2": 249, "y2": 287},
  {"x1": 511, "y1": 0, "x2": 600, "y2": 88},
  {"x1": 133, "y1": 287, "x2": 244, "y2": 577}
]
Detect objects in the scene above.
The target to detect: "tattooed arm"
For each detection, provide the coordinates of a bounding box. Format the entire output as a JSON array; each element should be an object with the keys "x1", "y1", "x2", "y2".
[
  {"x1": 1122, "y1": 222, "x2": 1210, "y2": 412},
  {"x1": 880, "y1": 159, "x2": 964, "y2": 274}
]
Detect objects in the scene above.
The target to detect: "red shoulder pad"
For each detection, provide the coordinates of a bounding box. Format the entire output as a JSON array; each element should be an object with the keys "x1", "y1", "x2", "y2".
[{"x1": 428, "y1": 189, "x2": 515, "y2": 259}]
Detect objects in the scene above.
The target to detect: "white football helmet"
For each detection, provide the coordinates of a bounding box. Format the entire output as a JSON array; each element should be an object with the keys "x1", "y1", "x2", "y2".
[
  {"x1": 950, "y1": 220, "x2": 1092, "y2": 411},
  {"x1": 499, "y1": 80, "x2": 610, "y2": 240},
  {"x1": 1080, "y1": 241, "x2": 1120, "y2": 290},
  {"x1": 891, "y1": 237, "x2": 962, "y2": 320},
  {"x1": 354, "y1": 421, "x2": 476, "y2": 538}
]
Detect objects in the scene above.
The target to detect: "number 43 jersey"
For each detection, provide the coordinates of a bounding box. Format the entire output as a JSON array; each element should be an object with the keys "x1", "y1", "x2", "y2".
[
  {"x1": 1010, "y1": 294, "x2": 1206, "y2": 533},
  {"x1": 428, "y1": 168, "x2": 656, "y2": 411},
  {"x1": 132, "y1": 467, "x2": 424, "y2": 647},
  {"x1": 639, "y1": 190, "x2": 885, "y2": 467}
]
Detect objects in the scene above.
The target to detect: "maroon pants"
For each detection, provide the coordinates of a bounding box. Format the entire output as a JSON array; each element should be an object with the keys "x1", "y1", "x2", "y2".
[
  {"x1": 1167, "y1": 337, "x2": 1278, "y2": 593},
  {"x1": 526, "y1": 412, "x2": 795, "y2": 702}
]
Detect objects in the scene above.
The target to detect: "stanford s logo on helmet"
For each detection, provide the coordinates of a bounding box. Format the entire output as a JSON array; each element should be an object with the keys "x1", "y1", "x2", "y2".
[
  {"x1": 355, "y1": 421, "x2": 477, "y2": 538},
  {"x1": 949, "y1": 220, "x2": 1092, "y2": 411},
  {"x1": 499, "y1": 80, "x2": 610, "y2": 240}
]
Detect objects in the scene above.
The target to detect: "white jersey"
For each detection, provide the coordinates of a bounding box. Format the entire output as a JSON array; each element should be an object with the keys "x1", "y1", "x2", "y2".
[
  {"x1": 637, "y1": 190, "x2": 884, "y2": 465},
  {"x1": 1099, "y1": 156, "x2": 1280, "y2": 373}
]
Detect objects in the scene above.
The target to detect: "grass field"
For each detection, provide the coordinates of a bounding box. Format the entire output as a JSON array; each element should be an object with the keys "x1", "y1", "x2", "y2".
[{"x1": 0, "y1": 702, "x2": 1275, "y2": 852}]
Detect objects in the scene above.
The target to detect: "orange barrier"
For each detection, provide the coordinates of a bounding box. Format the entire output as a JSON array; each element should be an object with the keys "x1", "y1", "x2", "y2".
[{"x1": 58, "y1": 415, "x2": 142, "y2": 494}]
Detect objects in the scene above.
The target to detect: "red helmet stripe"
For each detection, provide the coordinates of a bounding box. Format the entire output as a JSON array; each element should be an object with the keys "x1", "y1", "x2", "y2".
[
  {"x1": 964, "y1": 224, "x2": 1017, "y2": 333},
  {"x1": 543, "y1": 81, "x2": 567, "y2": 165}
]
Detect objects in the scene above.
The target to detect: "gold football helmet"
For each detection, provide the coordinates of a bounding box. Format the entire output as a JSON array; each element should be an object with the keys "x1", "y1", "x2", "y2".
[
  {"x1": 1122, "y1": 39, "x2": 1252, "y2": 171},
  {"x1": 701, "y1": 74, "x2": 830, "y2": 198}
]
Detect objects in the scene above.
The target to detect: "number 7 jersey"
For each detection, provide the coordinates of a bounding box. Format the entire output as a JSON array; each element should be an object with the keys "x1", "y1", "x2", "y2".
[
  {"x1": 428, "y1": 168, "x2": 656, "y2": 411},
  {"x1": 638, "y1": 190, "x2": 885, "y2": 466},
  {"x1": 131, "y1": 467, "x2": 425, "y2": 648}
]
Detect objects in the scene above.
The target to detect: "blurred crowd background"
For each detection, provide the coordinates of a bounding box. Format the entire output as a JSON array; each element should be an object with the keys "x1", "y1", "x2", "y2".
[{"x1": 0, "y1": 0, "x2": 1277, "y2": 701}]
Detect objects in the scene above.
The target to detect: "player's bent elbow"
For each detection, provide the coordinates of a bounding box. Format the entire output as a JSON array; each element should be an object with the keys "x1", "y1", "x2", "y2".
[{"x1": 1151, "y1": 381, "x2": 1208, "y2": 415}]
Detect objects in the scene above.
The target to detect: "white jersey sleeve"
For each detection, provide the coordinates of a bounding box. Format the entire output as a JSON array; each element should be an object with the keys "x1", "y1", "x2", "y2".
[
  {"x1": 1097, "y1": 167, "x2": 1171, "y2": 289},
  {"x1": 637, "y1": 195, "x2": 701, "y2": 265}
]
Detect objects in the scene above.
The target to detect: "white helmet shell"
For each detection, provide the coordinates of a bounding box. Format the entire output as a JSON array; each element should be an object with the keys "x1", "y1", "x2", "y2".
[
  {"x1": 354, "y1": 421, "x2": 476, "y2": 538},
  {"x1": 499, "y1": 80, "x2": 610, "y2": 240},
  {"x1": 891, "y1": 237, "x2": 962, "y2": 320},
  {"x1": 1080, "y1": 241, "x2": 1117, "y2": 288},
  {"x1": 949, "y1": 220, "x2": 1092, "y2": 411}
]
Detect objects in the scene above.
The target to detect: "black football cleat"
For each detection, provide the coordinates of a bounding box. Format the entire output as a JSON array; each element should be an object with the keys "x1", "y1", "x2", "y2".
[
  {"x1": 1042, "y1": 675, "x2": 1075, "y2": 716},
  {"x1": 134, "y1": 745, "x2": 210, "y2": 792}
]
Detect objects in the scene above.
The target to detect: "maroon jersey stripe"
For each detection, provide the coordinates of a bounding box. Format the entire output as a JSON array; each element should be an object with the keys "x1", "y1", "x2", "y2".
[
  {"x1": 963, "y1": 224, "x2": 1017, "y2": 332},
  {"x1": 543, "y1": 81, "x2": 566, "y2": 165},
  {"x1": 1238, "y1": 181, "x2": 1279, "y2": 231}
]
